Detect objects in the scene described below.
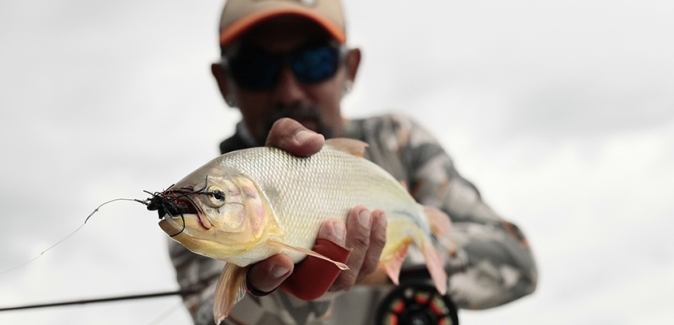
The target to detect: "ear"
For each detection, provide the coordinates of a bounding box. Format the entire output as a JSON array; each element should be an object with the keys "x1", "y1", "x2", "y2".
[
  {"x1": 211, "y1": 62, "x2": 237, "y2": 108},
  {"x1": 344, "y1": 48, "x2": 361, "y2": 84}
]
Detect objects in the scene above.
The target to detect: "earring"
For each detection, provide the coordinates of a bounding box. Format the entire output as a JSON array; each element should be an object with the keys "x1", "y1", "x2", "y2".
[
  {"x1": 225, "y1": 97, "x2": 238, "y2": 107},
  {"x1": 342, "y1": 80, "x2": 353, "y2": 95}
]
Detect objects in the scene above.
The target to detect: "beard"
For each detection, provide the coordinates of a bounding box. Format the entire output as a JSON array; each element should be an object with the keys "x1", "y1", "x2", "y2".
[{"x1": 257, "y1": 103, "x2": 334, "y2": 143}]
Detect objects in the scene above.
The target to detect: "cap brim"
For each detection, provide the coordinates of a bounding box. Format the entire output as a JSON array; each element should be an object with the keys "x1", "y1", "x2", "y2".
[{"x1": 219, "y1": 7, "x2": 346, "y2": 47}]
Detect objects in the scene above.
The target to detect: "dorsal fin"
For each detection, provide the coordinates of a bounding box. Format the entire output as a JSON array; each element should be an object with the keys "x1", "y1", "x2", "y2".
[
  {"x1": 325, "y1": 138, "x2": 368, "y2": 157},
  {"x1": 398, "y1": 180, "x2": 408, "y2": 191}
]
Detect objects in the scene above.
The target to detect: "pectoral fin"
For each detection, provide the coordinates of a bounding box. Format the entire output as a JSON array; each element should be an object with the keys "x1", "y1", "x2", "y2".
[
  {"x1": 213, "y1": 263, "x2": 247, "y2": 325},
  {"x1": 267, "y1": 239, "x2": 349, "y2": 270}
]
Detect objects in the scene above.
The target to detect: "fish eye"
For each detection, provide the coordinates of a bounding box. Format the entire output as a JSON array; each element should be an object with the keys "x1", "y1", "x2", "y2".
[{"x1": 206, "y1": 185, "x2": 226, "y2": 207}]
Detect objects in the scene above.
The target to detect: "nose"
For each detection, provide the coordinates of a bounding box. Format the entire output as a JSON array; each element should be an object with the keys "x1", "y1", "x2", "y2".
[{"x1": 272, "y1": 66, "x2": 306, "y2": 107}]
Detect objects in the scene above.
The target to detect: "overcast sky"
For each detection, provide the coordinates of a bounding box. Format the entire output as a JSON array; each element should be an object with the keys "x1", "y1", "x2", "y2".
[{"x1": 1, "y1": 0, "x2": 673, "y2": 324}]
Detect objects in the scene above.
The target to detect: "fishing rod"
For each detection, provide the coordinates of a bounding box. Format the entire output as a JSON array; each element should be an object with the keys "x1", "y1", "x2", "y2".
[
  {"x1": 0, "y1": 269, "x2": 459, "y2": 325},
  {"x1": 0, "y1": 283, "x2": 206, "y2": 312}
]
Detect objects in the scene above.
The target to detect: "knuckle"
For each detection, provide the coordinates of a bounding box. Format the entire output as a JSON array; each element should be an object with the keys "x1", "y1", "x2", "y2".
[
  {"x1": 371, "y1": 230, "x2": 386, "y2": 248},
  {"x1": 349, "y1": 232, "x2": 370, "y2": 249},
  {"x1": 359, "y1": 260, "x2": 377, "y2": 277},
  {"x1": 334, "y1": 272, "x2": 358, "y2": 291},
  {"x1": 267, "y1": 119, "x2": 296, "y2": 145}
]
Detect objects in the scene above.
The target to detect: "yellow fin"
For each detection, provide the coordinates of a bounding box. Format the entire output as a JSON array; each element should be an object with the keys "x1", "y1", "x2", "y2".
[
  {"x1": 213, "y1": 263, "x2": 247, "y2": 325},
  {"x1": 382, "y1": 240, "x2": 411, "y2": 285},
  {"x1": 421, "y1": 241, "x2": 448, "y2": 295},
  {"x1": 424, "y1": 206, "x2": 451, "y2": 237},
  {"x1": 267, "y1": 238, "x2": 349, "y2": 270},
  {"x1": 383, "y1": 219, "x2": 448, "y2": 295},
  {"x1": 325, "y1": 138, "x2": 368, "y2": 157}
]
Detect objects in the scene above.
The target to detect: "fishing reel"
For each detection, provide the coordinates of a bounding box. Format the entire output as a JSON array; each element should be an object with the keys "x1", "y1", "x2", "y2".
[{"x1": 375, "y1": 268, "x2": 458, "y2": 325}]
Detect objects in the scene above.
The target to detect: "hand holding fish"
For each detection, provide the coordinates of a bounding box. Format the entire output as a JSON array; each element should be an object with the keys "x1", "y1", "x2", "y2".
[
  {"x1": 324, "y1": 206, "x2": 387, "y2": 291},
  {"x1": 248, "y1": 118, "x2": 388, "y2": 295},
  {"x1": 151, "y1": 117, "x2": 450, "y2": 323}
]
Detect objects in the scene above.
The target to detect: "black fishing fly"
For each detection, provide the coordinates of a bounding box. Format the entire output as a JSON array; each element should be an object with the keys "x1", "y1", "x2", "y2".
[{"x1": 144, "y1": 180, "x2": 224, "y2": 237}]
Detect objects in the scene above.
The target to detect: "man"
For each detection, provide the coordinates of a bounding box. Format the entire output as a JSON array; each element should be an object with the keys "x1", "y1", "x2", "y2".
[{"x1": 169, "y1": 1, "x2": 537, "y2": 324}]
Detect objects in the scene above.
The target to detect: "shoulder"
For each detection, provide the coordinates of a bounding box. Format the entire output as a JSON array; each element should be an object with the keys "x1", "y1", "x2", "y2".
[
  {"x1": 348, "y1": 113, "x2": 441, "y2": 149},
  {"x1": 219, "y1": 132, "x2": 249, "y2": 154},
  {"x1": 348, "y1": 113, "x2": 415, "y2": 131},
  {"x1": 346, "y1": 113, "x2": 428, "y2": 142}
]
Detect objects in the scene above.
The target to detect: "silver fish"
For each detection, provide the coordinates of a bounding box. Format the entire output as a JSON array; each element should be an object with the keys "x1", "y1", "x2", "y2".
[{"x1": 152, "y1": 138, "x2": 450, "y2": 323}]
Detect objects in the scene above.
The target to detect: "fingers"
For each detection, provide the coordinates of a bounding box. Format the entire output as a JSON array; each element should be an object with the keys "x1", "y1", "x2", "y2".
[
  {"x1": 248, "y1": 208, "x2": 387, "y2": 296},
  {"x1": 317, "y1": 219, "x2": 347, "y2": 247},
  {"x1": 265, "y1": 118, "x2": 325, "y2": 157},
  {"x1": 246, "y1": 254, "x2": 294, "y2": 294},
  {"x1": 357, "y1": 209, "x2": 387, "y2": 283},
  {"x1": 330, "y1": 206, "x2": 387, "y2": 291}
]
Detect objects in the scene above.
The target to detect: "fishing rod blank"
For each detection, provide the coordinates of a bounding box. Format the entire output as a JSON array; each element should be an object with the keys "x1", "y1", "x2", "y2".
[{"x1": 0, "y1": 285, "x2": 204, "y2": 312}]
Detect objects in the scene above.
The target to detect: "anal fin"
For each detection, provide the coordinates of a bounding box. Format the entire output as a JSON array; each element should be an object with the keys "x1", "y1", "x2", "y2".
[
  {"x1": 213, "y1": 263, "x2": 248, "y2": 325},
  {"x1": 382, "y1": 240, "x2": 411, "y2": 285}
]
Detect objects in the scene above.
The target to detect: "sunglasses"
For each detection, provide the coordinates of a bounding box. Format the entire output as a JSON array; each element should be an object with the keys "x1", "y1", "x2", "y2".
[{"x1": 222, "y1": 41, "x2": 348, "y2": 91}]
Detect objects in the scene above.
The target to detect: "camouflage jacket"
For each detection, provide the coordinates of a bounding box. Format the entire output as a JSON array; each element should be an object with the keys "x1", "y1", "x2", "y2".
[{"x1": 169, "y1": 114, "x2": 537, "y2": 325}]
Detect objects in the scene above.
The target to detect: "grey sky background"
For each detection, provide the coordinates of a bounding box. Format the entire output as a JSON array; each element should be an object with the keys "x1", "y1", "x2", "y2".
[{"x1": 1, "y1": 0, "x2": 673, "y2": 324}]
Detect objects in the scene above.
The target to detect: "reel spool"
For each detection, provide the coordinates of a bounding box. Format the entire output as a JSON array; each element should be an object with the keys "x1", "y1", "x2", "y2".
[{"x1": 375, "y1": 282, "x2": 458, "y2": 325}]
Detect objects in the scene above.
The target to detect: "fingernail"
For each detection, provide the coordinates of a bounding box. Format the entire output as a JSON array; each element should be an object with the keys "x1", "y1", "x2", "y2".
[
  {"x1": 333, "y1": 221, "x2": 346, "y2": 241},
  {"x1": 358, "y1": 209, "x2": 371, "y2": 229},
  {"x1": 295, "y1": 130, "x2": 313, "y2": 143},
  {"x1": 271, "y1": 265, "x2": 290, "y2": 278},
  {"x1": 377, "y1": 213, "x2": 387, "y2": 228},
  {"x1": 319, "y1": 220, "x2": 345, "y2": 242}
]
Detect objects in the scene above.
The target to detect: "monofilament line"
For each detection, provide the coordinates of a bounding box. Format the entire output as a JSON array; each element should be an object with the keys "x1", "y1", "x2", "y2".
[{"x1": 0, "y1": 198, "x2": 146, "y2": 276}]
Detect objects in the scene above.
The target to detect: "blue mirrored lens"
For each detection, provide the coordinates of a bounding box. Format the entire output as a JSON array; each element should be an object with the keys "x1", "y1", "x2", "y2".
[{"x1": 291, "y1": 46, "x2": 339, "y2": 84}]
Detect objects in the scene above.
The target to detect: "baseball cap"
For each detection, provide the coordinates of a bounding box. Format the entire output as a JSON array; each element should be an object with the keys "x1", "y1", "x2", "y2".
[{"x1": 218, "y1": 0, "x2": 346, "y2": 47}]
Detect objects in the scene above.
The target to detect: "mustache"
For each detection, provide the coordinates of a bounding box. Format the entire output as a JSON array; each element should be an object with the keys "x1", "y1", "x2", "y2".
[{"x1": 260, "y1": 104, "x2": 332, "y2": 140}]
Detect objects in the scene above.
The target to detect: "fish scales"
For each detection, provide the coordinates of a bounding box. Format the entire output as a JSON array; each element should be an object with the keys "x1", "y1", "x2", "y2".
[
  {"x1": 217, "y1": 145, "x2": 430, "y2": 263},
  {"x1": 154, "y1": 139, "x2": 450, "y2": 322}
]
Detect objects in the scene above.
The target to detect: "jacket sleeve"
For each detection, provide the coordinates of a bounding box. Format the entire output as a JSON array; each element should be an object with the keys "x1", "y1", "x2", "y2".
[{"x1": 361, "y1": 114, "x2": 538, "y2": 309}]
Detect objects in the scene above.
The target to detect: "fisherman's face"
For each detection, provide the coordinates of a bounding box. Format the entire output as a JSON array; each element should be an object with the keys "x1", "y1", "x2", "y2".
[{"x1": 213, "y1": 18, "x2": 360, "y2": 144}]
